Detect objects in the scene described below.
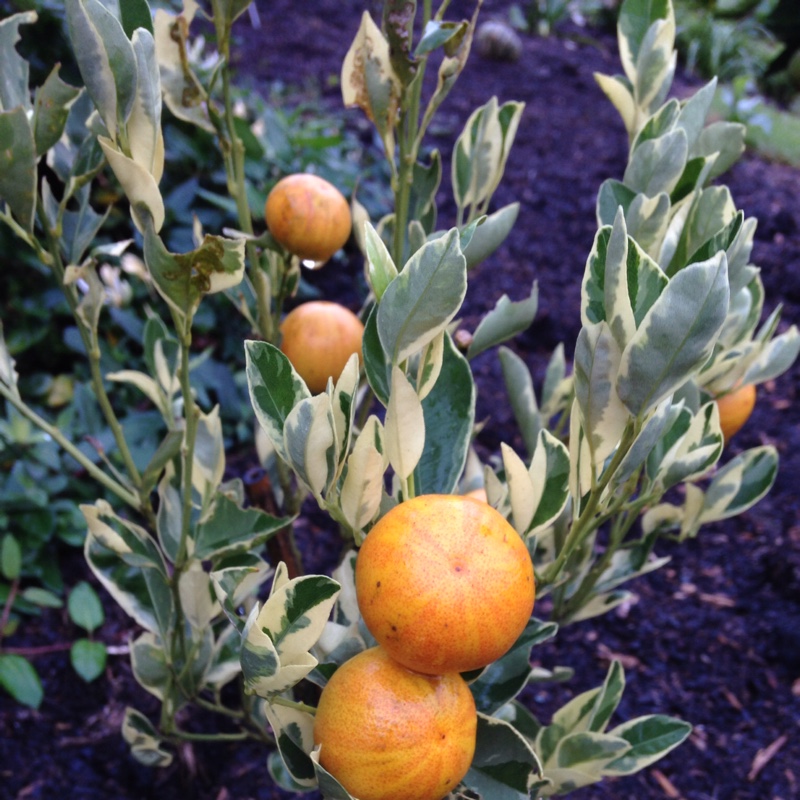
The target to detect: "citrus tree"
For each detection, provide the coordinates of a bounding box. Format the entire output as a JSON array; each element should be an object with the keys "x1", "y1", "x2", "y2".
[{"x1": 0, "y1": 0, "x2": 797, "y2": 799}]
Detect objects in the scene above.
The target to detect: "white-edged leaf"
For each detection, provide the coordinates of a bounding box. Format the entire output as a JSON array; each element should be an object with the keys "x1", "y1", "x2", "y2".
[
  {"x1": 364, "y1": 220, "x2": 397, "y2": 300},
  {"x1": 340, "y1": 415, "x2": 386, "y2": 532},
  {"x1": 246, "y1": 340, "x2": 311, "y2": 465},
  {"x1": 416, "y1": 331, "x2": 445, "y2": 402},
  {"x1": 617, "y1": 253, "x2": 729, "y2": 417},
  {"x1": 384, "y1": 367, "x2": 425, "y2": 481},
  {"x1": 469, "y1": 282, "x2": 538, "y2": 359},
  {"x1": 264, "y1": 703, "x2": 317, "y2": 788},
  {"x1": 129, "y1": 28, "x2": 163, "y2": 180},
  {"x1": 377, "y1": 227, "x2": 467, "y2": 364},
  {"x1": 604, "y1": 714, "x2": 692, "y2": 775},
  {"x1": 284, "y1": 394, "x2": 337, "y2": 499}
]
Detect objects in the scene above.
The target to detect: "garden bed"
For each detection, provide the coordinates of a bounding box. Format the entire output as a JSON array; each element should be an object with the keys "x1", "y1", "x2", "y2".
[{"x1": 1, "y1": 1, "x2": 799, "y2": 798}]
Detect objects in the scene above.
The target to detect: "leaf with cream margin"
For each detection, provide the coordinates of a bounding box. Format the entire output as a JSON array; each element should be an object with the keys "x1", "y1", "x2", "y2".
[
  {"x1": 340, "y1": 415, "x2": 386, "y2": 533},
  {"x1": 100, "y1": 137, "x2": 165, "y2": 233},
  {"x1": 129, "y1": 28, "x2": 164, "y2": 182},
  {"x1": 384, "y1": 367, "x2": 425, "y2": 482},
  {"x1": 142, "y1": 215, "x2": 245, "y2": 316},
  {"x1": 341, "y1": 12, "x2": 401, "y2": 158},
  {"x1": 65, "y1": 0, "x2": 137, "y2": 140},
  {"x1": 284, "y1": 394, "x2": 338, "y2": 500}
]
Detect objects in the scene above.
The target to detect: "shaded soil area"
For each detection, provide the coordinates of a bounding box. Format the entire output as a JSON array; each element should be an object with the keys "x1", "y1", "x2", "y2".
[{"x1": 2, "y1": 1, "x2": 800, "y2": 799}]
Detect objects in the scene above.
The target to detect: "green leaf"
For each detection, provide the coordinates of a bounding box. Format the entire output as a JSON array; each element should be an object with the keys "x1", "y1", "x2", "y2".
[
  {"x1": 464, "y1": 713, "x2": 543, "y2": 799},
  {"x1": 130, "y1": 631, "x2": 173, "y2": 701},
  {"x1": 70, "y1": 639, "x2": 107, "y2": 682},
  {"x1": 1, "y1": 534, "x2": 21, "y2": 580},
  {"x1": 617, "y1": 253, "x2": 729, "y2": 417},
  {"x1": 0, "y1": 11, "x2": 35, "y2": 112},
  {"x1": 33, "y1": 65, "x2": 82, "y2": 156},
  {"x1": 312, "y1": 752, "x2": 357, "y2": 800},
  {"x1": 378, "y1": 228, "x2": 466, "y2": 364},
  {"x1": 413, "y1": 334, "x2": 475, "y2": 495},
  {"x1": 604, "y1": 714, "x2": 692, "y2": 775},
  {"x1": 21, "y1": 587, "x2": 63, "y2": 609},
  {"x1": 553, "y1": 730, "x2": 630, "y2": 769},
  {"x1": 60, "y1": 189, "x2": 111, "y2": 266},
  {"x1": 362, "y1": 305, "x2": 392, "y2": 405},
  {"x1": 68, "y1": 580, "x2": 105, "y2": 632},
  {"x1": 408, "y1": 150, "x2": 441, "y2": 235},
  {"x1": 65, "y1": 0, "x2": 138, "y2": 137},
  {"x1": 245, "y1": 340, "x2": 311, "y2": 463},
  {"x1": 0, "y1": 107, "x2": 36, "y2": 233},
  {"x1": 468, "y1": 282, "x2": 538, "y2": 359},
  {"x1": 469, "y1": 618, "x2": 558, "y2": 714},
  {"x1": 0, "y1": 654, "x2": 43, "y2": 709},
  {"x1": 120, "y1": 0, "x2": 154, "y2": 37}
]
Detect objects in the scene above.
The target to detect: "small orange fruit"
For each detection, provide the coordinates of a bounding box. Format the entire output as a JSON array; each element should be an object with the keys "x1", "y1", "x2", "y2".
[
  {"x1": 356, "y1": 494, "x2": 535, "y2": 675},
  {"x1": 313, "y1": 646, "x2": 477, "y2": 800},
  {"x1": 264, "y1": 173, "x2": 351, "y2": 262},
  {"x1": 716, "y1": 383, "x2": 757, "y2": 441},
  {"x1": 280, "y1": 301, "x2": 364, "y2": 394}
]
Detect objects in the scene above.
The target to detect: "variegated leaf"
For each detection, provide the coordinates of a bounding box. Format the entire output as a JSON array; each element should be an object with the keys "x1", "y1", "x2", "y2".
[
  {"x1": 129, "y1": 28, "x2": 164, "y2": 181},
  {"x1": 364, "y1": 221, "x2": 397, "y2": 300},
  {"x1": 617, "y1": 253, "x2": 729, "y2": 417},
  {"x1": 178, "y1": 562, "x2": 219, "y2": 634},
  {"x1": 499, "y1": 346, "x2": 540, "y2": 459},
  {"x1": 377, "y1": 227, "x2": 467, "y2": 364},
  {"x1": 65, "y1": 0, "x2": 137, "y2": 139},
  {"x1": 82, "y1": 501, "x2": 174, "y2": 640},
  {"x1": 594, "y1": 72, "x2": 637, "y2": 136},
  {"x1": 415, "y1": 331, "x2": 445, "y2": 402},
  {"x1": 242, "y1": 573, "x2": 340, "y2": 696},
  {"x1": 604, "y1": 714, "x2": 692, "y2": 775},
  {"x1": 574, "y1": 322, "x2": 629, "y2": 469},
  {"x1": 245, "y1": 340, "x2": 311, "y2": 465},
  {"x1": 617, "y1": 0, "x2": 674, "y2": 88},
  {"x1": 502, "y1": 443, "x2": 536, "y2": 535},
  {"x1": 384, "y1": 367, "x2": 425, "y2": 482},
  {"x1": 624, "y1": 128, "x2": 687, "y2": 197},
  {"x1": 284, "y1": 394, "x2": 337, "y2": 499},
  {"x1": 464, "y1": 713, "x2": 542, "y2": 799},
  {"x1": 264, "y1": 703, "x2": 317, "y2": 788},
  {"x1": 469, "y1": 281, "x2": 538, "y2": 359},
  {"x1": 462, "y1": 202, "x2": 520, "y2": 269},
  {"x1": 340, "y1": 416, "x2": 386, "y2": 534},
  {"x1": 700, "y1": 445, "x2": 778, "y2": 523},
  {"x1": 332, "y1": 354, "x2": 360, "y2": 474},
  {"x1": 742, "y1": 325, "x2": 800, "y2": 386},
  {"x1": 192, "y1": 405, "x2": 225, "y2": 503},
  {"x1": 122, "y1": 707, "x2": 173, "y2": 767},
  {"x1": 341, "y1": 11, "x2": 401, "y2": 158}
]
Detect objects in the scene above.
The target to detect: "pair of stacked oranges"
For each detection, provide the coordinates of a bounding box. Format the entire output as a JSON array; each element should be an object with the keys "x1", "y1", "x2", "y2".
[
  {"x1": 313, "y1": 494, "x2": 536, "y2": 800},
  {"x1": 265, "y1": 174, "x2": 363, "y2": 394}
]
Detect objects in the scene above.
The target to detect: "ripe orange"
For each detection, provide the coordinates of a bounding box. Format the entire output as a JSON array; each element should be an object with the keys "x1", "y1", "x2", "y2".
[
  {"x1": 313, "y1": 646, "x2": 477, "y2": 800},
  {"x1": 264, "y1": 173, "x2": 351, "y2": 262},
  {"x1": 715, "y1": 383, "x2": 757, "y2": 441},
  {"x1": 280, "y1": 301, "x2": 364, "y2": 394},
  {"x1": 356, "y1": 494, "x2": 535, "y2": 675}
]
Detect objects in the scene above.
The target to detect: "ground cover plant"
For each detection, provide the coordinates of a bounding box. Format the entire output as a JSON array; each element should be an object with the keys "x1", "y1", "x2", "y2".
[{"x1": 1, "y1": 1, "x2": 795, "y2": 796}]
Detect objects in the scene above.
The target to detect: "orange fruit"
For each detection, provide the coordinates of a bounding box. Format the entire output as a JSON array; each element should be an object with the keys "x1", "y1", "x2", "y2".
[
  {"x1": 716, "y1": 383, "x2": 757, "y2": 442},
  {"x1": 356, "y1": 494, "x2": 535, "y2": 675},
  {"x1": 264, "y1": 173, "x2": 351, "y2": 262},
  {"x1": 313, "y1": 646, "x2": 477, "y2": 800},
  {"x1": 280, "y1": 301, "x2": 364, "y2": 394}
]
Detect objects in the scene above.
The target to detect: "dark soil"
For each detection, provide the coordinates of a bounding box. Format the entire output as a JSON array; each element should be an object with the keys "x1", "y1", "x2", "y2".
[{"x1": 2, "y1": 1, "x2": 800, "y2": 799}]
